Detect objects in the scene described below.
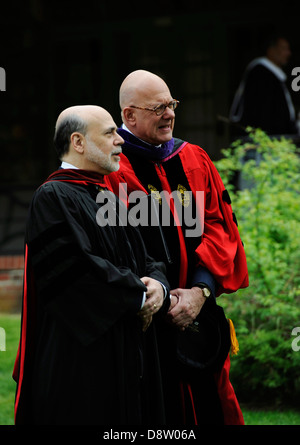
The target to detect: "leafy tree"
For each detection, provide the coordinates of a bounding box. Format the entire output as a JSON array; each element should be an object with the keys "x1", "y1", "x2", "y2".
[{"x1": 215, "y1": 128, "x2": 300, "y2": 404}]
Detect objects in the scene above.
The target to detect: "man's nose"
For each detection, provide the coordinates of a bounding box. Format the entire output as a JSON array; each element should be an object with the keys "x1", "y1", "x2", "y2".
[
  {"x1": 115, "y1": 134, "x2": 124, "y2": 145},
  {"x1": 163, "y1": 106, "x2": 175, "y2": 119}
]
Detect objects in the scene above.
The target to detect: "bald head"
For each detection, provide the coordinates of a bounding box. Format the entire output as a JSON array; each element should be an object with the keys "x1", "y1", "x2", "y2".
[
  {"x1": 120, "y1": 70, "x2": 171, "y2": 110},
  {"x1": 119, "y1": 70, "x2": 176, "y2": 145}
]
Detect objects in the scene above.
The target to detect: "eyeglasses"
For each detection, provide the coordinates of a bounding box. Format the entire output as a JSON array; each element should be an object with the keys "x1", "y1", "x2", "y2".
[{"x1": 130, "y1": 99, "x2": 179, "y2": 116}]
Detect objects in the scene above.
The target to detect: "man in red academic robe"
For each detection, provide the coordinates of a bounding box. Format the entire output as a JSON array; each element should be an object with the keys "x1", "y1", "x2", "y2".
[{"x1": 105, "y1": 70, "x2": 249, "y2": 425}]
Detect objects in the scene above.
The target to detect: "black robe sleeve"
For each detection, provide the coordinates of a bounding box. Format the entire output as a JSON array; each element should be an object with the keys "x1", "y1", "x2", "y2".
[{"x1": 26, "y1": 181, "x2": 167, "y2": 346}]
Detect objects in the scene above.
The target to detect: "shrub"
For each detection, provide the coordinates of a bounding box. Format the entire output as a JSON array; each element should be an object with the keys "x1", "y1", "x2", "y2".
[{"x1": 215, "y1": 128, "x2": 300, "y2": 404}]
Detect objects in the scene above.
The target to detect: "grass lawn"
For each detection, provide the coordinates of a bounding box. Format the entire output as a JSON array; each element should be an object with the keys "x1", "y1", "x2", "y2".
[
  {"x1": 241, "y1": 405, "x2": 300, "y2": 425},
  {"x1": 0, "y1": 313, "x2": 20, "y2": 425},
  {"x1": 0, "y1": 313, "x2": 300, "y2": 426}
]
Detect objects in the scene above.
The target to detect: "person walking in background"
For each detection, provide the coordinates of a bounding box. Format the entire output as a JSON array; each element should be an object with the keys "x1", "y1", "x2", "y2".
[{"x1": 230, "y1": 34, "x2": 298, "y2": 135}]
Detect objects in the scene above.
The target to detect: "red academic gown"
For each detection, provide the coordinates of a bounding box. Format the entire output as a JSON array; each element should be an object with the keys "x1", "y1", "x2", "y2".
[{"x1": 106, "y1": 137, "x2": 249, "y2": 425}]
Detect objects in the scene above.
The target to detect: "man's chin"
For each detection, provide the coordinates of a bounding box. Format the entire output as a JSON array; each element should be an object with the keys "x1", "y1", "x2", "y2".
[
  {"x1": 102, "y1": 162, "x2": 120, "y2": 176},
  {"x1": 157, "y1": 131, "x2": 173, "y2": 144}
]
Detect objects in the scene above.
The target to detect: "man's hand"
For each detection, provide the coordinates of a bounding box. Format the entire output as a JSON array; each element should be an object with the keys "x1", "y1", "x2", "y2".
[
  {"x1": 137, "y1": 277, "x2": 164, "y2": 331},
  {"x1": 167, "y1": 287, "x2": 206, "y2": 330},
  {"x1": 139, "y1": 314, "x2": 153, "y2": 332}
]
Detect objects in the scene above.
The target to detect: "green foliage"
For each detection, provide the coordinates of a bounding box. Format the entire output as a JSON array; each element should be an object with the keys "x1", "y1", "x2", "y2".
[{"x1": 215, "y1": 128, "x2": 300, "y2": 403}]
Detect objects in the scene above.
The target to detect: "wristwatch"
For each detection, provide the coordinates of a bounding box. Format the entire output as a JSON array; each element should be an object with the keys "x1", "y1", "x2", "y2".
[{"x1": 199, "y1": 284, "x2": 211, "y2": 298}]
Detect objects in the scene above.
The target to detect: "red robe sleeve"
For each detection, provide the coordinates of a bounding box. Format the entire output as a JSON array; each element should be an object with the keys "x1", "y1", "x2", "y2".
[
  {"x1": 178, "y1": 144, "x2": 249, "y2": 296},
  {"x1": 106, "y1": 146, "x2": 249, "y2": 296}
]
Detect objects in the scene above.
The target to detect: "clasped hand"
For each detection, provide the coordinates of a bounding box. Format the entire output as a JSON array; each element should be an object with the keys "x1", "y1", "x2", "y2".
[
  {"x1": 137, "y1": 277, "x2": 164, "y2": 331},
  {"x1": 167, "y1": 287, "x2": 206, "y2": 331}
]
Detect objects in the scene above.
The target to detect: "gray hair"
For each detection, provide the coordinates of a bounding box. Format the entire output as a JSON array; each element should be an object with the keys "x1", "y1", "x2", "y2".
[{"x1": 53, "y1": 114, "x2": 88, "y2": 159}]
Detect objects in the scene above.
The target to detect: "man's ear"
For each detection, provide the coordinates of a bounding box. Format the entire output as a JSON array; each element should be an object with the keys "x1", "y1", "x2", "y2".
[
  {"x1": 122, "y1": 107, "x2": 136, "y2": 126},
  {"x1": 70, "y1": 132, "x2": 85, "y2": 153}
]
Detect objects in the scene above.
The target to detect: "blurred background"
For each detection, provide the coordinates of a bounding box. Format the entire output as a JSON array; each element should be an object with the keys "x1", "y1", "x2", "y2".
[{"x1": 1, "y1": 0, "x2": 300, "y2": 260}]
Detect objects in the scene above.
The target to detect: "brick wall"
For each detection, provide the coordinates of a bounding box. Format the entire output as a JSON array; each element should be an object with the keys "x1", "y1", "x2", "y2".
[{"x1": 0, "y1": 255, "x2": 24, "y2": 313}]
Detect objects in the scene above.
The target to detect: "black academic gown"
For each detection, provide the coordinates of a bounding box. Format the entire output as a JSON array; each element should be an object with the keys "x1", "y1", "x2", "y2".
[
  {"x1": 13, "y1": 169, "x2": 169, "y2": 425},
  {"x1": 236, "y1": 64, "x2": 297, "y2": 135}
]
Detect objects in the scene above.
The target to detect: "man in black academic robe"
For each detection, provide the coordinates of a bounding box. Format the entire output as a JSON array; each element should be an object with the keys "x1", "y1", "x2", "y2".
[
  {"x1": 230, "y1": 35, "x2": 298, "y2": 136},
  {"x1": 13, "y1": 105, "x2": 170, "y2": 425}
]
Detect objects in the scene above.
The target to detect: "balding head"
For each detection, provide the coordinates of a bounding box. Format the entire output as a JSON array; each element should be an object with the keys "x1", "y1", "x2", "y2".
[
  {"x1": 55, "y1": 105, "x2": 110, "y2": 128},
  {"x1": 53, "y1": 105, "x2": 124, "y2": 174},
  {"x1": 54, "y1": 105, "x2": 111, "y2": 159}
]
